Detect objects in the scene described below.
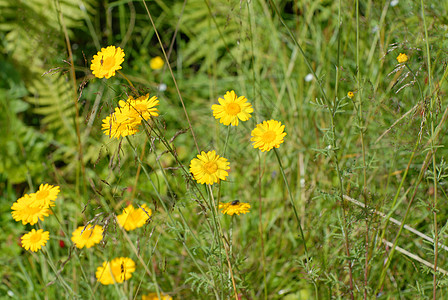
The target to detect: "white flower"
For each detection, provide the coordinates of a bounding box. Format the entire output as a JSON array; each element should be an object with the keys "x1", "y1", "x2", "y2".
[{"x1": 305, "y1": 73, "x2": 313, "y2": 82}]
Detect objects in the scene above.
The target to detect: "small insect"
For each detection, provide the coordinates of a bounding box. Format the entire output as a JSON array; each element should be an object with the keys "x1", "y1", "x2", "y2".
[
  {"x1": 231, "y1": 200, "x2": 240, "y2": 205},
  {"x1": 100, "y1": 56, "x2": 104, "y2": 66}
]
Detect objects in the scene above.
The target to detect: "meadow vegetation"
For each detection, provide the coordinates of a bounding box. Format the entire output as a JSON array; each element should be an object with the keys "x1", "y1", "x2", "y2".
[{"x1": 1, "y1": 0, "x2": 448, "y2": 299}]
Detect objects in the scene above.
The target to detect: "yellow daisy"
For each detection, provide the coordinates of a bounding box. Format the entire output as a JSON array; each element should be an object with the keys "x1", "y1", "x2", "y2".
[
  {"x1": 11, "y1": 194, "x2": 50, "y2": 225},
  {"x1": 150, "y1": 56, "x2": 164, "y2": 70},
  {"x1": 21, "y1": 229, "x2": 50, "y2": 252},
  {"x1": 117, "y1": 204, "x2": 152, "y2": 231},
  {"x1": 96, "y1": 257, "x2": 136, "y2": 285},
  {"x1": 189, "y1": 150, "x2": 230, "y2": 185},
  {"x1": 397, "y1": 53, "x2": 408, "y2": 63},
  {"x1": 71, "y1": 225, "x2": 104, "y2": 249},
  {"x1": 250, "y1": 119, "x2": 286, "y2": 152},
  {"x1": 347, "y1": 91, "x2": 354, "y2": 99},
  {"x1": 119, "y1": 94, "x2": 160, "y2": 121},
  {"x1": 90, "y1": 46, "x2": 125, "y2": 79},
  {"x1": 211, "y1": 91, "x2": 253, "y2": 126},
  {"x1": 219, "y1": 200, "x2": 251, "y2": 216},
  {"x1": 30, "y1": 183, "x2": 60, "y2": 208},
  {"x1": 142, "y1": 292, "x2": 173, "y2": 300},
  {"x1": 102, "y1": 106, "x2": 140, "y2": 139}
]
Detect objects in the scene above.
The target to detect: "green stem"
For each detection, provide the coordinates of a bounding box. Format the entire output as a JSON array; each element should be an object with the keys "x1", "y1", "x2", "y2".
[
  {"x1": 47, "y1": 207, "x2": 95, "y2": 298},
  {"x1": 41, "y1": 248, "x2": 76, "y2": 297},
  {"x1": 217, "y1": 126, "x2": 232, "y2": 205},
  {"x1": 354, "y1": 0, "x2": 370, "y2": 297},
  {"x1": 273, "y1": 149, "x2": 308, "y2": 256},
  {"x1": 124, "y1": 136, "x2": 219, "y2": 297},
  {"x1": 117, "y1": 70, "x2": 135, "y2": 89},
  {"x1": 420, "y1": 2, "x2": 438, "y2": 297},
  {"x1": 380, "y1": 63, "x2": 425, "y2": 241},
  {"x1": 269, "y1": 1, "x2": 351, "y2": 296},
  {"x1": 273, "y1": 148, "x2": 319, "y2": 295}
]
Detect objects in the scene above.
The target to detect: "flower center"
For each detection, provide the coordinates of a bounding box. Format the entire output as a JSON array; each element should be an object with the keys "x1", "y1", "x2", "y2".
[
  {"x1": 103, "y1": 56, "x2": 116, "y2": 70},
  {"x1": 203, "y1": 162, "x2": 218, "y2": 174},
  {"x1": 36, "y1": 190, "x2": 49, "y2": 200},
  {"x1": 262, "y1": 130, "x2": 276, "y2": 143},
  {"x1": 225, "y1": 103, "x2": 241, "y2": 115},
  {"x1": 30, "y1": 232, "x2": 42, "y2": 243}
]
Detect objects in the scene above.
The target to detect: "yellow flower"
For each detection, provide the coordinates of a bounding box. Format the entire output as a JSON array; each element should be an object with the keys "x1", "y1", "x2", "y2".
[
  {"x1": 30, "y1": 183, "x2": 60, "y2": 208},
  {"x1": 91, "y1": 46, "x2": 125, "y2": 79},
  {"x1": 211, "y1": 91, "x2": 253, "y2": 126},
  {"x1": 347, "y1": 91, "x2": 354, "y2": 99},
  {"x1": 71, "y1": 225, "x2": 104, "y2": 249},
  {"x1": 142, "y1": 292, "x2": 173, "y2": 300},
  {"x1": 150, "y1": 56, "x2": 164, "y2": 70},
  {"x1": 250, "y1": 120, "x2": 286, "y2": 152},
  {"x1": 219, "y1": 200, "x2": 251, "y2": 216},
  {"x1": 397, "y1": 53, "x2": 408, "y2": 63},
  {"x1": 189, "y1": 151, "x2": 230, "y2": 185},
  {"x1": 117, "y1": 204, "x2": 152, "y2": 231},
  {"x1": 11, "y1": 194, "x2": 50, "y2": 225},
  {"x1": 102, "y1": 94, "x2": 160, "y2": 139},
  {"x1": 102, "y1": 106, "x2": 140, "y2": 139},
  {"x1": 96, "y1": 257, "x2": 136, "y2": 285},
  {"x1": 21, "y1": 229, "x2": 50, "y2": 252},
  {"x1": 119, "y1": 94, "x2": 160, "y2": 121}
]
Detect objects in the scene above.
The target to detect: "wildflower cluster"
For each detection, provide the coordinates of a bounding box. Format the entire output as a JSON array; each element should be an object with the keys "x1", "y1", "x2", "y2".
[
  {"x1": 11, "y1": 183, "x2": 60, "y2": 252},
  {"x1": 102, "y1": 94, "x2": 160, "y2": 139},
  {"x1": 90, "y1": 46, "x2": 162, "y2": 287},
  {"x1": 187, "y1": 90, "x2": 288, "y2": 216},
  {"x1": 10, "y1": 44, "x2": 293, "y2": 295}
]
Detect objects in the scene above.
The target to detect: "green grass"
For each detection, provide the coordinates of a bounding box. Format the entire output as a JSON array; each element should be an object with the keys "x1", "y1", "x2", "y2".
[{"x1": 1, "y1": 0, "x2": 448, "y2": 299}]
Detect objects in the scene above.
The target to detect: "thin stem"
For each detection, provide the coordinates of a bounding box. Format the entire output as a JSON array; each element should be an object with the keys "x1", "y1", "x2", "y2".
[
  {"x1": 223, "y1": 126, "x2": 231, "y2": 157},
  {"x1": 354, "y1": 0, "x2": 370, "y2": 297},
  {"x1": 117, "y1": 70, "x2": 135, "y2": 89},
  {"x1": 269, "y1": 1, "x2": 352, "y2": 296},
  {"x1": 258, "y1": 153, "x2": 268, "y2": 300},
  {"x1": 55, "y1": 0, "x2": 85, "y2": 198},
  {"x1": 225, "y1": 216, "x2": 238, "y2": 300},
  {"x1": 273, "y1": 148, "x2": 319, "y2": 297},
  {"x1": 376, "y1": 105, "x2": 448, "y2": 294},
  {"x1": 268, "y1": 0, "x2": 330, "y2": 107},
  {"x1": 47, "y1": 207, "x2": 96, "y2": 298},
  {"x1": 273, "y1": 149, "x2": 308, "y2": 256},
  {"x1": 217, "y1": 126, "x2": 231, "y2": 205},
  {"x1": 380, "y1": 63, "x2": 425, "y2": 242},
  {"x1": 124, "y1": 136, "x2": 219, "y2": 297},
  {"x1": 420, "y1": 1, "x2": 438, "y2": 297},
  {"x1": 130, "y1": 137, "x2": 147, "y2": 202},
  {"x1": 141, "y1": 0, "x2": 200, "y2": 154},
  {"x1": 41, "y1": 249, "x2": 76, "y2": 297}
]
